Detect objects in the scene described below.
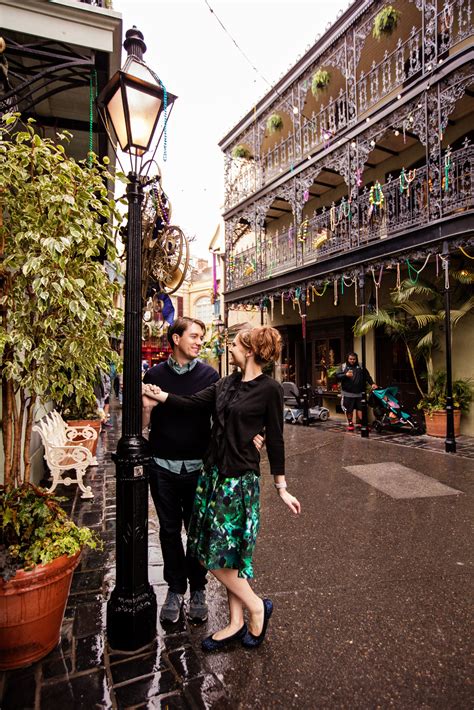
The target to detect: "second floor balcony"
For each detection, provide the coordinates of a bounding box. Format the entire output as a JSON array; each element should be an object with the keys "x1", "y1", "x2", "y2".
[{"x1": 228, "y1": 141, "x2": 474, "y2": 291}]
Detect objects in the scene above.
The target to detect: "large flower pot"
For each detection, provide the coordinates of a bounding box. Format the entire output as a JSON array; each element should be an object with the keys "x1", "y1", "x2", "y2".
[
  {"x1": 0, "y1": 551, "x2": 81, "y2": 670},
  {"x1": 66, "y1": 418, "x2": 101, "y2": 457},
  {"x1": 423, "y1": 409, "x2": 461, "y2": 438}
]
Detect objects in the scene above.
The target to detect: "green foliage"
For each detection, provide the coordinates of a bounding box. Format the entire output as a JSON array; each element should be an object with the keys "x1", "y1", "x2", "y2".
[
  {"x1": 372, "y1": 6, "x2": 401, "y2": 40},
  {"x1": 311, "y1": 69, "x2": 331, "y2": 98},
  {"x1": 232, "y1": 144, "x2": 252, "y2": 159},
  {"x1": 266, "y1": 113, "x2": 284, "y2": 134},
  {"x1": 200, "y1": 331, "x2": 224, "y2": 362},
  {"x1": 0, "y1": 484, "x2": 102, "y2": 581},
  {"x1": 354, "y1": 276, "x2": 474, "y2": 398},
  {"x1": 417, "y1": 372, "x2": 473, "y2": 414},
  {"x1": 0, "y1": 114, "x2": 125, "y2": 481}
]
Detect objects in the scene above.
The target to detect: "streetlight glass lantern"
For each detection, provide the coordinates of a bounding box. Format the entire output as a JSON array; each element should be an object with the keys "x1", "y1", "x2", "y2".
[
  {"x1": 98, "y1": 56, "x2": 164, "y2": 157},
  {"x1": 97, "y1": 28, "x2": 176, "y2": 167}
]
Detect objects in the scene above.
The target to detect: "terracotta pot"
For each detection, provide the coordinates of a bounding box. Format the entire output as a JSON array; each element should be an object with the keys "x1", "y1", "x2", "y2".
[
  {"x1": 423, "y1": 409, "x2": 461, "y2": 437},
  {"x1": 66, "y1": 418, "x2": 101, "y2": 457},
  {"x1": 0, "y1": 551, "x2": 81, "y2": 670}
]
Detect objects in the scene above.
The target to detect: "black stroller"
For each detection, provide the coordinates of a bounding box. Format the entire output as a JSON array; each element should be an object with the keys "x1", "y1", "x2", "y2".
[
  {"x1": 368, "y1": 386, "x2": 424, "y2": 435},
  {"x1": 282, "y1": 382, "x2": 330, "y2": 424}
]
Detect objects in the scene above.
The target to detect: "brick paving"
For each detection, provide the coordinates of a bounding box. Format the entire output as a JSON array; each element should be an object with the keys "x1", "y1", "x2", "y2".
[{"x1": 1, "y1": 401, "x2": 472, "y2": 709}]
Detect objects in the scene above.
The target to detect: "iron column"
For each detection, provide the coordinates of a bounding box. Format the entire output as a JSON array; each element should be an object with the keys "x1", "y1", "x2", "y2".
[{"x1": 442, "y1": 242, "x2": 456, "y2": 453}]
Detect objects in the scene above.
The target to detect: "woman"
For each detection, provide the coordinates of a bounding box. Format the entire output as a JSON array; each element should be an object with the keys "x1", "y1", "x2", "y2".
[{"x1": 142, "y1": 326, "x2": 301, "y2": 651}]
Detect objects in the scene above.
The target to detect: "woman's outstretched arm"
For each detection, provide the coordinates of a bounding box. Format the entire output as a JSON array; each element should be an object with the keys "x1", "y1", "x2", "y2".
[{"x1": 142, "y1": 381, "x2": 217, "y2": 412}]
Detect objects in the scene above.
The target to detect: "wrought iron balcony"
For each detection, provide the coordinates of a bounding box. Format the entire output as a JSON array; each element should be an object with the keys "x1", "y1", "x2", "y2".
[{"x1": 228, "y1": 142, "x2": 474, "y2": 291}]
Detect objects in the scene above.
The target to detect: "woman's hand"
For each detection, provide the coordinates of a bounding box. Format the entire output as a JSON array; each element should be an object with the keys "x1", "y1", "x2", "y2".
[
  {"x1": 278, "y1": 489, "x2": 301, "y2": 515},
  {"x1": 253, "y1": 434, "x2": 265, "y2": 451},
  {"x1": 142, "y1": 383, "x2": 168, "y2": 404}
]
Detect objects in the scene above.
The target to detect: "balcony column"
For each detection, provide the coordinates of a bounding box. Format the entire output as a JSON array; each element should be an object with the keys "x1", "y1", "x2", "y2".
[
  {"x1": 358, "y1": 270, "x2": 369, "y2": 438},
  {"x1": 442, "y1": 242, "x2": 456, "y2": 453}
]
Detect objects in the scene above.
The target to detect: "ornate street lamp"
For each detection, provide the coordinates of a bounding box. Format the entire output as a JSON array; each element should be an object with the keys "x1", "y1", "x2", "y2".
[{"x1": 97, "y1": 27, "x2": 176, "y2": 651}]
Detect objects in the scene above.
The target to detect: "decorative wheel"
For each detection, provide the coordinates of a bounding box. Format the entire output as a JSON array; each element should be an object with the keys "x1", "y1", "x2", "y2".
[{"x1": 149, "y1": 225, "x2": 189, "y2": 294}]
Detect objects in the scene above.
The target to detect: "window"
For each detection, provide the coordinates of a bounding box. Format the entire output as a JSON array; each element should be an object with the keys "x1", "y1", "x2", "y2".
[{"x1": 194, "y1": 296, "x2": 214, "y2": 323}]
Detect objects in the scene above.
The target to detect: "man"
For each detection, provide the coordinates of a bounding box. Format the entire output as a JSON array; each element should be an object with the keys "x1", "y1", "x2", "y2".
[
  {"x1": 142, "y1": 317, "x2": 219, "y2": 624},
  {"x1": 336, "y1": 352, "x2": 377, "y2": 432}
]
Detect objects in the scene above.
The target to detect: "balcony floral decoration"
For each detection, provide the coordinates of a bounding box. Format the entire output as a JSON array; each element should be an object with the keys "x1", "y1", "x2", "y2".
[
  {"x1": 266, "y1": 113, "x2": 284, "y2": 134},
  {"x1": 311, "y1": 69, "x2": 331, "y2": 99},
  {"x1": 232, "y1": 144, "x2": 252, "y2": 159},
  {"x1": 372, "y1": 6, "x2": 401, "y2": 40}
]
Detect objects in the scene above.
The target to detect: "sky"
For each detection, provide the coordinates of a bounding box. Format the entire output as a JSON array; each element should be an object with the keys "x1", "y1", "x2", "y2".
[{"x1": 112, "y1": 0, "x2": 349, "y2": 258}]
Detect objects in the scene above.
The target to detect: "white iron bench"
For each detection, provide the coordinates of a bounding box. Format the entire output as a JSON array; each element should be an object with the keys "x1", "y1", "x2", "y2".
[{"x1": 32, "y1": 411, "x2": 98, "y2": 499}]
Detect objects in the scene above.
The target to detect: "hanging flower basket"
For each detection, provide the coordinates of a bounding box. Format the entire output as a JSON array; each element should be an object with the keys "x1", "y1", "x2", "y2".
[
  {"x1": 232, "y1": 144, "x2": 252, "y2": 159},
  {"x1": 311, "y1": 69, "x2": 331, "y2": 99},
  {"x1": 372, "y1": 6, "x2": 401, "y2": 40},
  {"x1": 266, "y1": 113, "x2": 284, "y2": 134}
]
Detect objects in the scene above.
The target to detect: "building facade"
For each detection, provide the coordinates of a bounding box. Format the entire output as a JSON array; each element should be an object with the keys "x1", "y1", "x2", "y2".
[{"x1": 221, "y1": 0, "x2": 474, "y2": 432}]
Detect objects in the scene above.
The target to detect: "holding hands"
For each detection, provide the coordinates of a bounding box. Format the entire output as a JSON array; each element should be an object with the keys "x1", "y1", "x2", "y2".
[{"x1": 142, "y1": 383, "x2": 168, "y2": 407}]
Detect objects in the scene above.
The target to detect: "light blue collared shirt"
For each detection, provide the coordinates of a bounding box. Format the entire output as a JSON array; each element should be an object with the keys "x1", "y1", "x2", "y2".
[{"x1": 153, "y1": 355, "x2": 203, "y2": 474}]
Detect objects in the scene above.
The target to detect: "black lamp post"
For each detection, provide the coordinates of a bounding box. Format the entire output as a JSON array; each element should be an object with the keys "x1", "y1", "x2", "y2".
[
  {"x1": 97, "y1": 27, "x2": 176, "y2": 651},
  {"x1": 359, "y1": 271, "x2": 369, "y2": 438},
  {"x1": 442, "y1": 242, "x2": 456, "y2": 453}
]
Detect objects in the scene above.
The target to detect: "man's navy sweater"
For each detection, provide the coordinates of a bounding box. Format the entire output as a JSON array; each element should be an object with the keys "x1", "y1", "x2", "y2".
[{"x1": 143, "y1": 360, "x2": 219, "y2": 460}]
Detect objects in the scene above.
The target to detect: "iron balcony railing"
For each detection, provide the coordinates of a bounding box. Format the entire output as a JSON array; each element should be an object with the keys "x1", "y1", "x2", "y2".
[
  {"x1": 228, "y1": 142, "x2": 474, "y2": 290},
  {"x1": 224, "y1": 0, "x2": 473, "y2": 210}
]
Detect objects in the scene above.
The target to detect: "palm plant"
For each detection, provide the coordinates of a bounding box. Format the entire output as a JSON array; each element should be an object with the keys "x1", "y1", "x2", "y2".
[{"x1": 354, "y1": 275, "x2": 474, "y2": 398}]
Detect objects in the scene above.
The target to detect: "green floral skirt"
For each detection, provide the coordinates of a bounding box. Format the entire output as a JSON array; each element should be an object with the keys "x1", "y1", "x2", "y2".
[{"x1": 187, "y1": 466, "x2": 260, "y2": 579}]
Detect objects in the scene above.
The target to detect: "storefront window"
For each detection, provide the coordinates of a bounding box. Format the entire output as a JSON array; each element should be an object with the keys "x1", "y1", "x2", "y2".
[{"x1": 194, "y1": 297, "x2": 214, "y2": 323}]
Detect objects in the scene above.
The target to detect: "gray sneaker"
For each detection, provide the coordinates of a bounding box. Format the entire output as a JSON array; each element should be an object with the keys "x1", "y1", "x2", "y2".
[
  {"x1": 160, "y1": 591, "x2": 184, "y2": 624},
  {"x1": 188, "y1": 589, "x2": 208, "y2": 623}
]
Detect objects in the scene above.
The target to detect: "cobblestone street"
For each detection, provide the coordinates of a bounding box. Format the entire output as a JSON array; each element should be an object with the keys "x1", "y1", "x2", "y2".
[{"x1": 1, "y1": 403, "x2": 472, "y2": 709}]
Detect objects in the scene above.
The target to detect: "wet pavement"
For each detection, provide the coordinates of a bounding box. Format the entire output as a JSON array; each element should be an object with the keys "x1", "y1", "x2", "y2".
[{"x1": 1, "y1": 402, "x2": 473, "y2": 709}]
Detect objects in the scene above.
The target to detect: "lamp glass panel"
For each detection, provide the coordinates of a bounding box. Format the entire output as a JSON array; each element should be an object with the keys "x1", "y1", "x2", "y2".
[
  {"x1": 125, "y1": 58, "x2": 159, "y2": 87},
  {"x1": 126, "y1": 85, "x2": 162, "y2": 151},
  {"x1": 107, "y1": 86, "x2": 128, "y2": 151}
]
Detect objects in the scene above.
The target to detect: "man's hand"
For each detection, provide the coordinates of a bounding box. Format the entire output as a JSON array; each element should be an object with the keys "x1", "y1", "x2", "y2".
[
  {"x1": 142, "y1": 383, "x2": 168, "y2": 406},
  {"x1": 371, "y1": 384, "x2": 378, "y2": 390},
  {"x1": 142, "y1": 383, "x2": 165, "y2": 406},
  {"x1": 253, "y1": 434, "x2": 265, "y2": 451},
  {"x1": 346, "y1": 370, "x2": 354, "y2": 378}
]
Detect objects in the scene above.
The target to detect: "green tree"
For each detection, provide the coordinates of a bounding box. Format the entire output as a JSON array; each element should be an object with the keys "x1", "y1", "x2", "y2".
[
  {"x1": 354, "y1": 275, "x2": 474, "y2": 397},
  {"x1": 0, "y1": 115, "x2": 125, "y2": 485}
]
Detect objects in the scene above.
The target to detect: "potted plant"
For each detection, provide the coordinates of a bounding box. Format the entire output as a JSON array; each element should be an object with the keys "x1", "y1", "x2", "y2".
[
  {"x1": 354, "y1": 273, "x2": 474, "y2": 434},
  {"x1": 417, "y1": 372, "x2": 473, "y2": 437},
  {"x1": 266, "y1": 113, "x2": 284, "y2": 134},
  {"x1": 0, "y1": 114, "x2": 123, "y2": 668},
  {"x1": 232, "y1": 144, "x2": 252, "y2": 159},
  {"x1": 372, "y1": 5, "x2": 401, "y2": 40},
  {"x1": 311, "y1": 69, "x2": 331, "y2": 99},
  {"x1": 0, "y1": 484, "x2": 101, "y2": 669}
]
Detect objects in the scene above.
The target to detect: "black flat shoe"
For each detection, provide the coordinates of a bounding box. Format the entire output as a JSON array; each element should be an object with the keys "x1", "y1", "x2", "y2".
[
  {"x1": 241, "y1": 598, "x2": 273, "y2": 649},
  {"x1": 201, "y1": 624, "x2": 248, "y2": 652}
]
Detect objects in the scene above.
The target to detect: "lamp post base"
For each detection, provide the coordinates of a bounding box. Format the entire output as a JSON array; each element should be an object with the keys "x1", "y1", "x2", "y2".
[
  {"x1": 107, "y1": 586, "x2": 157, "y2": 651},
  {"x1": 107, "y1": 435, "x2": 156, "y2": 651}
]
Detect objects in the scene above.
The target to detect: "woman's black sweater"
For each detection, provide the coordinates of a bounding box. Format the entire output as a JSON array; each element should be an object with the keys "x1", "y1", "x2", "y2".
[{"x1": 165, "y1": 372, "x2": 285, "y2": 477}]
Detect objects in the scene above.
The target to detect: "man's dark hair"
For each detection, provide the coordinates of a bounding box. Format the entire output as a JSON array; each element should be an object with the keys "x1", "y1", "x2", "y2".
[
  {"x1": 167, "y1": 316, "x2": 206, "y2": 349},
  {"x1": 346, "y1": 352, "x2": 359, "y2": 365}
]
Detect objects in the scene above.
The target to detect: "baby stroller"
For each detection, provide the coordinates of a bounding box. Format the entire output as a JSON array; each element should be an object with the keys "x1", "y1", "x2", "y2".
[
  {"x1": 369, "y1": 386, "x2": 424, "y2": 435},
  {"x1": 282, "y1": 382, "x2": 330, "y2": 425}
]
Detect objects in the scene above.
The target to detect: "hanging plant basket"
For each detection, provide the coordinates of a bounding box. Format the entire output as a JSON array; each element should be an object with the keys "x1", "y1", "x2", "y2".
[
  {"x1": 266, "y1": 113, "x2": 284, "y2": 134},
  {"x1": 372, "y1": 6, "x2": 401, "y2": 40},
  {"x1": 311, "y1": 69, "x2": 331, "y2": 99},
  {"x1": 232, "y1": 144, "x2": 252, "y2": 159}
]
